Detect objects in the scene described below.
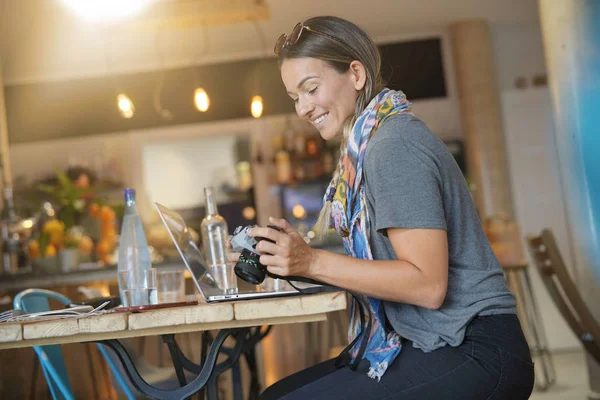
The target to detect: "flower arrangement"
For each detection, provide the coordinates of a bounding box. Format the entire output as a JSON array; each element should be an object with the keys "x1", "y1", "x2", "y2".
[{"x1": 27, "y1": 170, "x2": 119, "y2": 270}]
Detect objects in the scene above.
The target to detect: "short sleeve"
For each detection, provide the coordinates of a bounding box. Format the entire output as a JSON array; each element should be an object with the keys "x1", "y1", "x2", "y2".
[{"x1": 364, "y1": 134, "x2": 447, "y2": 234}]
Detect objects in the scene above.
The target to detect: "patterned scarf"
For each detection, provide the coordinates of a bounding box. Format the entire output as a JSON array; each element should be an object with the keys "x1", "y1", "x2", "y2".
[{"x1": 324, "y1": 88, "x2": 413, "y2": 380}]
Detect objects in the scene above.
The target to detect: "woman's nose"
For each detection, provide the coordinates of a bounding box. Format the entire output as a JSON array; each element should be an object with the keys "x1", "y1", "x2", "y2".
[{"x1": 297, "y1": 97, "x2": 314, "y2": 120}]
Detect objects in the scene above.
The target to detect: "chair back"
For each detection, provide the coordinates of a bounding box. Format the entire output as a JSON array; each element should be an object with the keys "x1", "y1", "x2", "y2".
[
  {"x1": 526, "y1": 229, "x2": 600, "y2": 363},
  {"x1": 13, "y1": 289, "x2": 74, "y2": 400}
]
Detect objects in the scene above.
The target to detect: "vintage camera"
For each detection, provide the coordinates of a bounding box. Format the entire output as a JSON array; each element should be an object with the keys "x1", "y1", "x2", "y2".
[{"x1": 230, "y1": 225, "x2": 281, "y2": 284}]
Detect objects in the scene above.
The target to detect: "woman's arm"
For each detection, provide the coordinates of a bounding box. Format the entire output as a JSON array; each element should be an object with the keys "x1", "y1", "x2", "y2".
[{"x1": 252, "y1": 218, "x2": 449, "y2": 309}]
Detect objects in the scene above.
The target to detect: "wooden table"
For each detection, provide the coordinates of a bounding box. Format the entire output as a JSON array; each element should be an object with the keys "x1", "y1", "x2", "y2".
[{"x1": 0, "y1": 291, "x2": 347, "y2": 399}]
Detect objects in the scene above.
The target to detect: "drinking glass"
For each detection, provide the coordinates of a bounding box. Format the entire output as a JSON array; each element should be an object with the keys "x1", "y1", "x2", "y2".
[
  {"x1": 119, "y1": 268, "x2": 158, "y2": 307},
  {"x1": 210, "y1": 261, "x2": 238, "y2": 294},
  {"x1": 156, "y1": 269, "x2": 186, "y2": 304}
]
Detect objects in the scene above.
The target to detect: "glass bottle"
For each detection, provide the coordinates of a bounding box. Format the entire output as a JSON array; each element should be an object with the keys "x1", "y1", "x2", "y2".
[
  {"x1": 117, "y1": 188, "x2": 153, "y2": 307},
  {"x1": 200, "y1": 187, "x2": 229, "y2": 268}
]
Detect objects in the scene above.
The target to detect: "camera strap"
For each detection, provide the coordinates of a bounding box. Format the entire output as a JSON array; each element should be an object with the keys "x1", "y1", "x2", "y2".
[{"x1": 269, "y1": 273, "x2": 372, "y2": 371}]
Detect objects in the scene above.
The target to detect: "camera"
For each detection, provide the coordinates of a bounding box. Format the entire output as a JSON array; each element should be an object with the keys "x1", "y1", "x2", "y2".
[{"x1": 230, "y1": 225, "x2": 281, "y2": 284}]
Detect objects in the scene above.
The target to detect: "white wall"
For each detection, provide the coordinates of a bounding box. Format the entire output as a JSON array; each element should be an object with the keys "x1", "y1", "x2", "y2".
[
  {"x1": 492, "y1": 22, "x2": 547, "y2": 92},
  {"x1": 142, "y1": 135, "x2": 239, "y2": 210},
  {"x1": 502, "y1": 88, "x2": 580, "y2": 351}
]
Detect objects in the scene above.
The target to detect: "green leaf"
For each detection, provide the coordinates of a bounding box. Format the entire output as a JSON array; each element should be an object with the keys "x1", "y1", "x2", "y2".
[
  {"x1": 56, "y1": 171, "x2": 74, "y2": 192},
  {"x1": 39, "y1": 232, "x2": 50, "y2": 258}
]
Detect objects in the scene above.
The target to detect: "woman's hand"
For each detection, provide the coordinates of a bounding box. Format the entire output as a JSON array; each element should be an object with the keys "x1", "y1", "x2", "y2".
[{"x1": 248, "y1": 217, "x2": 318, "y2": 278}]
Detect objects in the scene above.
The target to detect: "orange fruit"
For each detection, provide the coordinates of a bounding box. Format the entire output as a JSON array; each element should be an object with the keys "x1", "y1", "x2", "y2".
[
  {"x1": 95, "y1": 238, "x2": 110, "y2": 256},
  {"x1": 101, "y1": 220, "x2": 115, "y2": 235},
  {"x1": 28, "y1": 240, "x2": 40, "y2": 260},
  {"x1": 101, "y1": 253, "x2": 112, "y2": 264},
  {"x1": 45, "y1": 244, "x2": 57, "y2": 257},
  {"x1": 99, "y1": 206, "x2": 115, "y2": 223},
  {"x1": 78, "y1": 236, "x2": 94, "y2": 255},
  {"x1": 89, "y1": 203, "x2": 100, "y2": 218}
]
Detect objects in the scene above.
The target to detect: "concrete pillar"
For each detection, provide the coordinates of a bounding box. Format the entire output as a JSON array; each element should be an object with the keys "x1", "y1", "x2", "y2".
[
  {"x1": 449, "y1": 20, "x2": 514, "y2": 218},
  {"x1": 539, "y1": 0, "x2": 600, "y2": 396}
]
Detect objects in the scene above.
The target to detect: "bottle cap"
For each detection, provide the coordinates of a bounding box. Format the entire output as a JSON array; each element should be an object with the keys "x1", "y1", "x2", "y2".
[{"x1": 124, "y1": 188, "x2": 136, "y2": 202}]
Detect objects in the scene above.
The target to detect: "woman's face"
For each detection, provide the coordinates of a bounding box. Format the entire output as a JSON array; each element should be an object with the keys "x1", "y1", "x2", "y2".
[{"x1": 280, "y1": 57, "x2": 364, "y2": 140}]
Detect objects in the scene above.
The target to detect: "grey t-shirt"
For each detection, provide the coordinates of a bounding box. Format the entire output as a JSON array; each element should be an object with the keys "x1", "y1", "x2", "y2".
[{"x1": 363, "y1": 113, "x2": 516, "y2": 352}]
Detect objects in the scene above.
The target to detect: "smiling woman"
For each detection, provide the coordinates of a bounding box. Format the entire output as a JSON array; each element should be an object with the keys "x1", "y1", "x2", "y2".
[
  {"x1": 60, "y1": 0, "x2": 154, "y2": 22},
  {"x1": 252, "y1": 15, "x2": 535, "y2": 400}
]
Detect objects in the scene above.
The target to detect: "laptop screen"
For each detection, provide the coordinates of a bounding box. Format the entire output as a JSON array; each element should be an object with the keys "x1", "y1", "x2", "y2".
[{"x1": 154, "y1": 202, "x2": 221, "y2": 293}]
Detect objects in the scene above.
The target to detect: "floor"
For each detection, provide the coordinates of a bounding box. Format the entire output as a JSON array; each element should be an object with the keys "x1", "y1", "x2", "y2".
[{"x1": 530, "y1": 350, "x2": 596, "y2": 399}]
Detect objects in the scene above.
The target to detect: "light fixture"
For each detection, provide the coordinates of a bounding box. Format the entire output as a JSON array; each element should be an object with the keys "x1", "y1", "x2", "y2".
[
  {"x1": 251, "y1": 96, "x2": 263, "y2": 118},
  {"x1": 117, "y1": 93, "x2": 135, "y2": 119},
  {"x1": 194, "y1": 88, "x2": 210, "y2": 112},
  {"x1": 242, "y1": 206, "x2": 256, "y2": 220},
  {"x1": 60, "y1": 0, "x2": 154, "y2": 22},
  {"x1": 292, "y1": 204, "x2": 307, "y2": 219}
]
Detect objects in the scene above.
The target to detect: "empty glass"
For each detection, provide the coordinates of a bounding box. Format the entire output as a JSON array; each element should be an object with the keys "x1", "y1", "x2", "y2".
[
  {"x1": 119, "y1": 268, "x2": 158, "y2": 307},
  {"x1": 210, "y1": 261, "x2": 238, "y2": 294},
  {"x1": 156, "y1": 269, "x2": 186, "y2": 304}
]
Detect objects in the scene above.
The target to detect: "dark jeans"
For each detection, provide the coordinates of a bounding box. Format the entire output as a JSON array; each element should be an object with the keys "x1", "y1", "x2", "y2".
[{"x1": 260, "y1": 314, "x2": 534, "y2": 400}]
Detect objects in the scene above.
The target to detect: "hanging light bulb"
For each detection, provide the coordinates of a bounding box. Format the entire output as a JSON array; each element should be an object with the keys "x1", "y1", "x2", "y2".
[
  {"x1": 251, "y1": 96, "x2": 263, "y2": 118},
  {"x1": 117, "y1": 93, "x2": 135, "y2": 119},
  {"x1": 194, "y1": 88, "x2": 210, "y2": 112}
]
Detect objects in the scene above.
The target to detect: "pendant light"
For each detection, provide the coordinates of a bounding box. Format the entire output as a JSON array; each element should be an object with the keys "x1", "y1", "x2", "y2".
[
  {"x1": 117, "y1": 93, "x2": 135, "y2": 119},
  {"x1": 194, "y1": 88, "x2": 210, "y2": 112},
  {"x1": 193, "y1": 23, "x2": 210, "y2": 113},
  {"x1": 251, "y1": 95, "x2": 263, "y2": 118},
  {"x1": 250, "y1": 21, "x2": 268, "y2": 119}
]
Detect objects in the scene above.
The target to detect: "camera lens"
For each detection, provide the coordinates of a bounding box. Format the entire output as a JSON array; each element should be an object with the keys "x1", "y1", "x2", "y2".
[{"x1": 234, "y1": 249, "x2": 266, "y2": 284}]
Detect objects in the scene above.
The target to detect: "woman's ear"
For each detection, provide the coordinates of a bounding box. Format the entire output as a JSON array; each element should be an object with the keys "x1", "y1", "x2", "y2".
[{"x1": 349, "y1": 60, "x2": 367, "y2": 91}]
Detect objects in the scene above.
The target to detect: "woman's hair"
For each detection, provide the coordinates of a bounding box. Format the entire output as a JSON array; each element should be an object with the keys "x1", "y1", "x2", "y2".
[{"x1": 277, "y1": 16, "x2": 385, "y2": 236}]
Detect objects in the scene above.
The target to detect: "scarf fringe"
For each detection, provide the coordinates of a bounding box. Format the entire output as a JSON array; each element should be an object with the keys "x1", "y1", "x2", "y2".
[{"x1": 367, "y1": 361, "x2": 388, "y2": 382}]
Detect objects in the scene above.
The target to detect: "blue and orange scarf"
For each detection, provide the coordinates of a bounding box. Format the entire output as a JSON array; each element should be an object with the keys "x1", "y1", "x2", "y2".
[{"x1": 324, "y1": 88, "x2": 413, "y2": 380}]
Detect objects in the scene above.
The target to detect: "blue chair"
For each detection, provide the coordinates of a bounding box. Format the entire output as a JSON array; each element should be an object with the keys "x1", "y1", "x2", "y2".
[{"x1": 14, "y1": 289, "x2": 135, "y2": 400}]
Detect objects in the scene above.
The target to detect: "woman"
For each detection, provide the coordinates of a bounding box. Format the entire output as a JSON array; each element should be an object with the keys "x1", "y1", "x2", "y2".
[{"x1": 247, "y1": 16, "x2": 534, "y2": 399}]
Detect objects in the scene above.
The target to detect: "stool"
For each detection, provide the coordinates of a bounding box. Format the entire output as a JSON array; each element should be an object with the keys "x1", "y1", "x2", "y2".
[{"x1": 503, "y1": 263, "x2": 556, "y2": 391}]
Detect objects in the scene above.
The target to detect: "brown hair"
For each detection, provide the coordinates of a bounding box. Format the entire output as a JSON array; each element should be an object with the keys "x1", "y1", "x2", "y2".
[{"x1": 277, "y1": 16, "x2": 385, "y2": 236}]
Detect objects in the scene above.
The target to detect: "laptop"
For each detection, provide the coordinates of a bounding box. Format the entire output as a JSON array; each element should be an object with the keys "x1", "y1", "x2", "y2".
[{"x1": 154, "y1": 202, "x2": 321, "y2": 303}]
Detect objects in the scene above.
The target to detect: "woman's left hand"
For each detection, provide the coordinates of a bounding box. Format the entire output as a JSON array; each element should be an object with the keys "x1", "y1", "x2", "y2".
[{"x1": 248, "y1": 217, "x2": 317, "y2": 278}]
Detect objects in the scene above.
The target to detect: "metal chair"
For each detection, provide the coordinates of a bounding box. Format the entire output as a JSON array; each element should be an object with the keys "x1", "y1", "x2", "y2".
[{"x1": 13, "y1": 288, "x2": 135, "y2": 400}]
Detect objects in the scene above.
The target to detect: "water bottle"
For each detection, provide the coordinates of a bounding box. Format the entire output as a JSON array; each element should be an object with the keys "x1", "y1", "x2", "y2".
[
  {"x1": 201, "y1": 187, "x2": 237, "y2": 293},
  {"x1": 117, "y1": 188, "x2": 154, "y2": 307}
]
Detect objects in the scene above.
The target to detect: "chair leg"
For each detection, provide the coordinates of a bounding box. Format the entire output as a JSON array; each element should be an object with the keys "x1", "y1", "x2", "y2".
[
  {"x1": 520, "y1": 269, "x2": 556, "y2": 390},
  {"x1": 86, "y1": 344, "x2": 101, "y2": 400},
  {"x1": 30, "y1": 351, "x2": 39, "y2": 400}
]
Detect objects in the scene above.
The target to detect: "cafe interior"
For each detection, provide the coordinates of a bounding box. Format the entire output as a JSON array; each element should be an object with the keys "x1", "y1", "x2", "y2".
[{"x1": 0, "y1": 0, "x2": 599, "y2": 399}]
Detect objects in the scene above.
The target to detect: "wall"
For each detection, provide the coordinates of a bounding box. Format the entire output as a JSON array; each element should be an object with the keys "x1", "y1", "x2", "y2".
[
  {"x1": 492, "y1": 22, "x2": 547, "y2": 91},
  {"x1": 502, "y1": 87, "x2": 580, "y2": 351}
]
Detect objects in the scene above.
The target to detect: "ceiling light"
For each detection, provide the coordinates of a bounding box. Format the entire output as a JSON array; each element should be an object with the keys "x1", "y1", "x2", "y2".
[
  {"x1": 194, "y1": 88, "x2": 210, "y2": 112},
  {"x1": 61, "y1": 0, "x2": 154, "y2": 23},
  {"x1": 251, "y1": 96, "x2": 263, "y2": 118},
  {"x1": 117, "y1": 93, "x2": 135, "y2": 119}
]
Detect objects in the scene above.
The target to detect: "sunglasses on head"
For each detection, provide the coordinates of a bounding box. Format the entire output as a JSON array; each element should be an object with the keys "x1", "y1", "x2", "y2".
[{"x1": 274, "y1": 22, "x2": 344, "y2": 55}]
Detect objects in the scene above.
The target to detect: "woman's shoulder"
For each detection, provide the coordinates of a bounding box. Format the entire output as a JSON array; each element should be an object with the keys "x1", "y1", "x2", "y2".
[
  {"x1": 367, "y1": 113, "x2": 438, "y2": 157},
  {"x1": 370, "y1": 113, "x2": 435, "y2": 147}
]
